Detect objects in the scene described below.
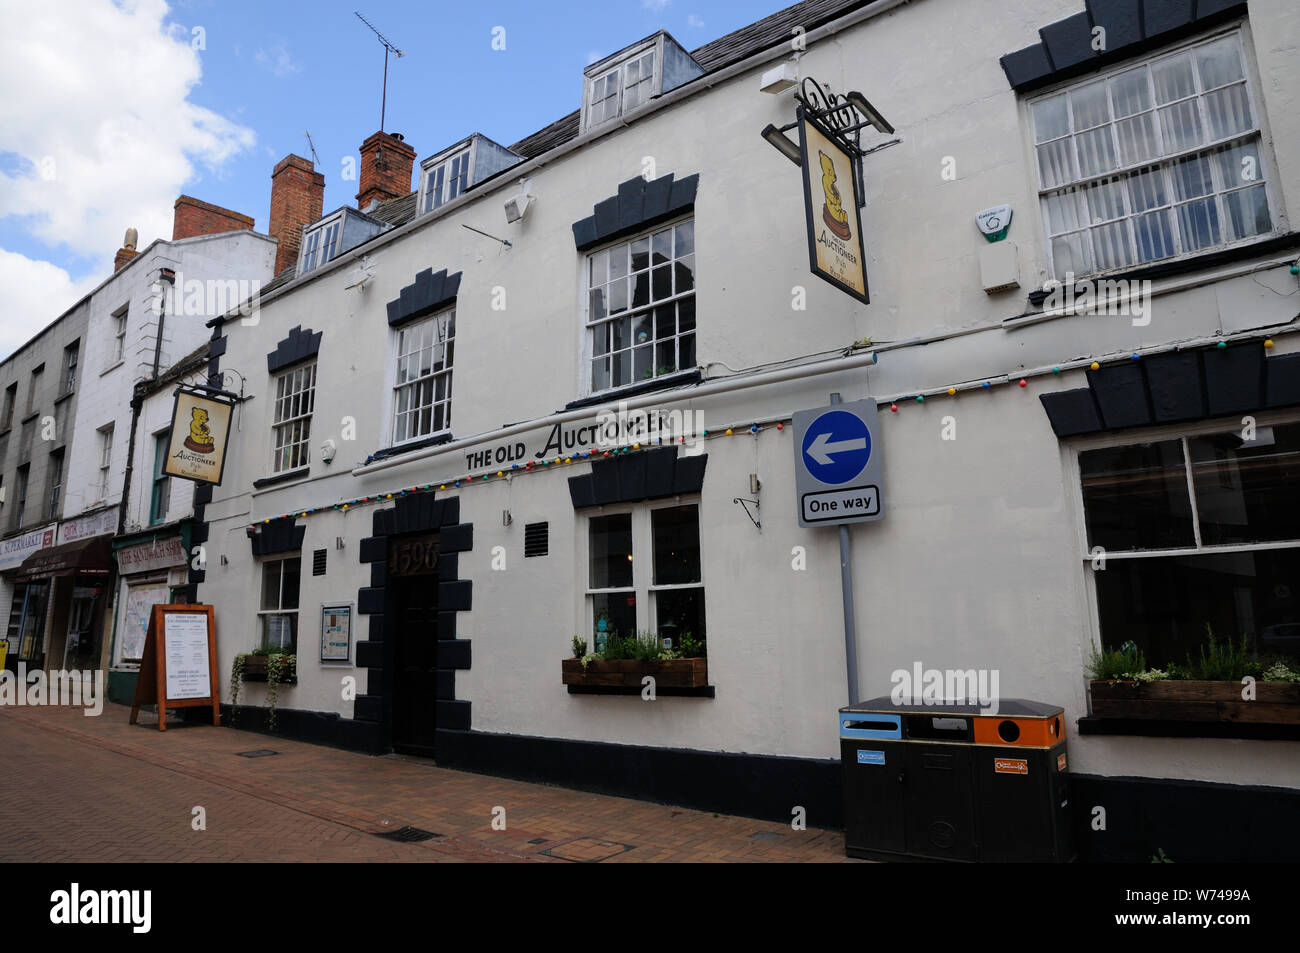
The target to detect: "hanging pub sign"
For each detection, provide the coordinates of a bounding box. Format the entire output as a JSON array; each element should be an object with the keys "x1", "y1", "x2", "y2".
[
  {"x1": 798, "y1": 107, "x2": 870, "y2": 304},
  {"x1": 163, "y1": 387, "x2": 234, "y2": 485}
]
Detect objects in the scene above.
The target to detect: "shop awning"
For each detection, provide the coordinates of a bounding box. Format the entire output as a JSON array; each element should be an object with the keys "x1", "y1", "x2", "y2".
[{"x1": 16, "y1": 534, "x2": 113, "y2": 582}]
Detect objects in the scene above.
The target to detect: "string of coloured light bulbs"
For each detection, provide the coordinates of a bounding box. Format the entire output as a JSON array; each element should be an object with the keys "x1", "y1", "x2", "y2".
[{"x1": 247, "y1": 335, "x2": 1281, "y2": 530}]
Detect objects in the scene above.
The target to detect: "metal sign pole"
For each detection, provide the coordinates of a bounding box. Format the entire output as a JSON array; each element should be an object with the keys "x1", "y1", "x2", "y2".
[{"x1": 829, "y1": 393, "x2": 859, "y2": 704}]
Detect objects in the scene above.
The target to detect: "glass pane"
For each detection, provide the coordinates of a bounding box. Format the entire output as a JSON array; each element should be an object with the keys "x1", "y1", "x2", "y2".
[
  {"x1": 591, "y1": 357, "x2": 610, "y2": 392},
  {"x1": 679, "y1": 332, "x2": 695, "y2": 369},
  {"x1": 651, "y1": 228, "x2": 672, "y2": 263},
  {"x1": 1115, "y1": 113, "x2": 1158, "y2": 165},
  {"x1": 1189, "y1": 425, "x2": 1300, "y2": 544},
  {"x1": 1157, "y1": 100, "x2": 1203, "y2": 153},
  {"x1": 675, "y1": 255, "x2": 694, "y2": 294},
  {"x1": 592, "y1": 323, "x2": 608, "y2": 356},
  {"x1": 1036, "y1": 140, "x2": 1074, "y2": 188},
  {"x1": 261, "y1": 561, "x2": 281, "y2": 610},
  {"x1": 655, "y1": 587, "x2": 705, "y2": 646},
  {"x1": 652, "y1": 264, "x2": 672, "y2": 300},
  {"x1": 611, "y1": 314, "x2": 631, "y2": 352},
  {"x1": 1195, "y1": 36, "x2": 1244, "y2": 90},
  {"x1": 609, "y1": 245, "x2": 628, "y2": 279},
  {"x1": 1171, "y1": 153, "x2": 1214, "y2": 200},
  {"x1": 589, "y1": 514, "x2": 633, "y2": 589},
  {"x1": 1127, "y1": 166, "x2": 1168, "y2": 212},
  {"x1": 1051, "y1": 232, "x2": 1092, "y2": 278},
  {"x1": 1152, "y1": 52, "x2": 1196, "y2": 104},
  {"x1": 589, "y1": 251, "x2": 607, "y2": 286},
  {"x1": 654, "y1": 304, "x2": 675, "y2": 339},
  {"x1": 1043, "y1": 189, "x2": 1080, "y2": 235},
  {"x1": 1094, "y1": 549, "x2": 1300, "y2": 668},
  {"x1": 1070, "y1": 82, "x2": 1110, "y2": 130},
  {"x1": 1084, "y1": 177, "x2": 1127, "y2": 222},
  {"x1": 262, "y1": 614, "x2": 296, "y2": 652},
  {"x1": 612, "y1": 351, "x2": 629, "y2": 387},
  {"x1": 1214, "y1": 139, "x2": 1262, "y2": 190},
  {"x1": 674, "y1": 221, "x2": 694, "y2": 256},
  {"x1": 1109, "y1": 68, "x2": 1151, "y2": 118},
  {"x1": 630, "y1": 236, "x2": 650, "y2": 272},
  {"x1": 1032, "y1": 94, "x2": 1069, "y2": 143},
  {"x1": 1221, "y1": 184, "x2": 1271, "y2": 242},
  {"x1": 281, "y1": 558, "x2": 301, "y2": 610},
  {"x1": 631, "y1": 271, "x2": 651, "y2": 308},
  {"x1": 632, "y1": 313, "x2": 652, "y2": 348},
  {"x1": 591, "y1": 592, "x2": 636, "y2": 647},
  {"x1": 608, "y1": 277, "x2": 629, "y2": 314},
  {"x1": 1090, "y1": 221, "x2": 1135, "y2": 271},
  {"x1": 652, "y1": 504, "x2": 700, "y2": 585},
  {"x1": 1134, "y1": 209, "x2": 1176, "y2": 263},
  {"x1": 1176, "y1": 198, "x2": 1221, "y2": 251},
  {"x1": 655, "y1": 339, "x2": 676, "y2": 374},
  {"x1": 1203, "y1": 83, "x2": 1252, "y2": 141},
  {"x1": 1079, "y1": 440, "x2": 1195, "y2": 550},
  {"x1": 677, "y1": 298, "x2": 695, "y2": 333},
  {"x1": 633, "y1": 345, "x2": 652, "y2": 381}
]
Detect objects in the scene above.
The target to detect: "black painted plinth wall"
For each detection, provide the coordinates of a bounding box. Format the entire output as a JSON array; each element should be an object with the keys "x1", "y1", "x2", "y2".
[{"x1": 354, "y1": 494, "x2": 474, "y2": 743}]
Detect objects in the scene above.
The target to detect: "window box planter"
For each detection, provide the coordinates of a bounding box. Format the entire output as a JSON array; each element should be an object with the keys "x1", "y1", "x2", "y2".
[
  {"x1": 562, "y1": 657, "x2": 708, "y2": 689},
  {"x1": 1088, "y1": 679, "x2": 1300, "y2": 724},
  {"x1": 236, "y1": 654, "x2": 298, "y2": 685}
]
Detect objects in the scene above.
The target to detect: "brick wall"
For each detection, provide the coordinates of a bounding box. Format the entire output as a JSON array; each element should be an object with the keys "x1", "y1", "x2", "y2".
[
  {"x1": 269, "y1": 155, "x2": 325, "y2": 275},
  {"x1": 356, "y1": 131, "x2": 415, "y2": 210},
  {"x1": 172, "y1": 196, "x2": 254, "y2": 241}
]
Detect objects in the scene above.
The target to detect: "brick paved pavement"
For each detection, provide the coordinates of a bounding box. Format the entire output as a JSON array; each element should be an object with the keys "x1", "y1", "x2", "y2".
[{"x1": 0, "y1": 703, "x2": 854, "y2": 862}]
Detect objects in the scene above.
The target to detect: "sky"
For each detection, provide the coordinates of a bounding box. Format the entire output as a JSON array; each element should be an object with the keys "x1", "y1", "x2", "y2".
[{"x1": 0, "y1": 0, "x2": 775, "y2": 359}]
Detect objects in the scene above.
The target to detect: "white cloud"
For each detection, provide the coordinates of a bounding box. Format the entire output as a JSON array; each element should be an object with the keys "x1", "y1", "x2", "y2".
[
  {"x1": 687, "y1": 14, "x2": 704, "y2": 28},
  {"x1": 0, "y1": 250, "x2": 100, "y2": 358},
  {"x1": 642, "y1": 0, "x2": 671, "y2": 11},
  {"x1": 0, "y1": 0, "x2": 255, "y2": 349},
  {"x1": 255, "y1": 42, "x2": 299, "y2": 77}
]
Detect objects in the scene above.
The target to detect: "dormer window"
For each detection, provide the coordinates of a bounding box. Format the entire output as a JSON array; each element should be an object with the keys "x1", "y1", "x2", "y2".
[
  {"x1": 417, "y1": 134, "x2": 523, "y2": 217},
  {"x1": 296, "y1": 207, "x2": 389, "y2": 277},
  {"x1": 581, "y1": 32, "x2": 703, "y2": 134},
  {"x1": 300, "y1": 214, "x2": 342, "y2": 273}
]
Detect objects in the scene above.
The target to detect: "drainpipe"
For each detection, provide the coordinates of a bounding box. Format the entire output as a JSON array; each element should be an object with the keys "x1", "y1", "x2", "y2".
[{"x1": 151, "y1": 268, "x2": 175, "y2": 380}]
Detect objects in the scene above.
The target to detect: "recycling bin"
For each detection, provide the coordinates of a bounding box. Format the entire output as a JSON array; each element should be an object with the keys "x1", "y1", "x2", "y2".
[{"x1": 839, "y1": 697, "x2": 1073, "y2": 862}]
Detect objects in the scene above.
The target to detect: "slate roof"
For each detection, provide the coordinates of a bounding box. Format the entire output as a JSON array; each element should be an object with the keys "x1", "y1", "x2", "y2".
[{"x1": 370, "y1": 0, "x2": 875, "y2": 228}]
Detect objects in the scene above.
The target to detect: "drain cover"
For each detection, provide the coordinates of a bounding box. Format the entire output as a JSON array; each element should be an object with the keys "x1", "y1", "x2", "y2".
[
  {"x1": 373, "y1": 826, "x2": 440, "y2": 843},
  {"x1": 527, "y1": 837, "x2": 548, "y2": 845},
  {"x1": 750, "y1": 831, "x2": 784, "y2": 842},
  {"x1": 542, "y1": 838, "x2": 634, "y2": 862},
  {"x1": 237, "y1": 749, "x2": 278, "y2": 758}
]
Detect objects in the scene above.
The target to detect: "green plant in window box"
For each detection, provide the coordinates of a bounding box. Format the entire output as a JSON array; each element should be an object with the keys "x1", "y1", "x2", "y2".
[{"x1": 230, "y1": 650, "x2": 296, "y2": 732}]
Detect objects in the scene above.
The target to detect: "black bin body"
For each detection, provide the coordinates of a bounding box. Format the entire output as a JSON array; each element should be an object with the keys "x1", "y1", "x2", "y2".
[{"x1": 839, "y1": 698, "x2": 1073, "y2": 862}]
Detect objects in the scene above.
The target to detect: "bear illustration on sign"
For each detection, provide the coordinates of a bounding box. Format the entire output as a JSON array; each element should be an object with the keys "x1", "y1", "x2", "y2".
[
  {"x1": 183, "y1": 406, "x2": 215, "y2": 454},
  {"x1": 819, "y1": 151, "x2": 852, "y2": 240}
]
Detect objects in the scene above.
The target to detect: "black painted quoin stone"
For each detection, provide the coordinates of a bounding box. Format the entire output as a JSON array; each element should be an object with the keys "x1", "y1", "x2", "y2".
[
  {"x1": 354, "y1": 492, "x2": 473, "y2": 744},
  {"x1": 566, "y1": 446, "x2": 708, "y2": 509},
  {"x1": 1039, "y1": 340, "x2": 1294, "y2": 438},
  {"x1": 999, "y1": 0, "x2": 1248, "y2": 93}
]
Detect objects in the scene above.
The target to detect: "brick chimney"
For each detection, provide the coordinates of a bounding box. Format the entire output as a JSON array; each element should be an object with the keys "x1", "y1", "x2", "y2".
[
  {"x1": 356, "y1": 131, "x2": 415, "y2": 210},
  {"x1": 172, "y1": 196, "x2": 254, "y2": 241},
  {"x1": 114, "y1": 227, "x2": 139, "y2": 272},
  {"x1": 269, "y1": 154, "x2": 325, "y2": 274}
]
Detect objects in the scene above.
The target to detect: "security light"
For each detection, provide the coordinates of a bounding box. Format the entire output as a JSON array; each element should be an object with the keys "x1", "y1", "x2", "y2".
[
  {"x1": 504, "y1": 191, "x2": 534, "y2": 224},
  {"x1": 846, "y1": 91, "x2": 894, "y2": 134},
  {"x1": 760, "y1": 61, "x2": 799, "y2": 94},
  {"x1": 761, "y1": 124, "x2": 801, "y2": 166}
]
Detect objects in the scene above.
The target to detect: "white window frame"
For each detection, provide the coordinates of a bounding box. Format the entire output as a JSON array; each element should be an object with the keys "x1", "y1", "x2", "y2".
[
  {"x1": 1066, "y1": 409, "x2": 1300, "y2": 670},
  {"x1": 46, "y1": 449, "x2": 63, "y2": 520},
  {"x1": 580, "y1": 215, "x2": 696, "y2": 398},
  {"x1": 389, "y1": 308, "x2": 455, "y2": 447},
  {"x1": 579, "y1": 498, "x2": 705, "y2": 645},
  {"x1": 419, "y1": 138, "x2": 475, "y2": 215},
  {"x1": 299, "y1": 213, "x2": 343, "y2": 274},
  {"x1": 96, "y1": 424, "x2": 114, "y2": 502},
  {"x1": 581, "y1": 37, "x2": 663, "y2": 132},
  {"x1": 271, "y1": 361, "x2": 316, "y2": 474},
  {"x1": 1027, "y1": 25, "x2": 1284, "y2": 281},
  {"x1": 109, "y1": 305, "x2": 127, "y2": 367},
  {"x1": 257, "y1": 555, "x2": 301, "y2": 653},
  {"x1": 62, "y1": 342, "x2": 78, "y2": 395}
]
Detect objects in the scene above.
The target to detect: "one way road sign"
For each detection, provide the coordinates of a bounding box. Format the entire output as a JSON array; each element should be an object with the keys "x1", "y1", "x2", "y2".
[{"x1": 792, "y1": 400, "x2": 884, "y2": 527}]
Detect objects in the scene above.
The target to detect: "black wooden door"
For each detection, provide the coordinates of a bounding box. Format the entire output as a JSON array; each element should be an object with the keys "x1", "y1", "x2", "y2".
[{"x1": 390, "y1": 572, "x2": 439, "y2": 755}]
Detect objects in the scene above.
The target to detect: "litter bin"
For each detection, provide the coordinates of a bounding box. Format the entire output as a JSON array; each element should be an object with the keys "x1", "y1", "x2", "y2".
[{"x1": 839, "y1": 697, "x2": 1073, "y2": 862}]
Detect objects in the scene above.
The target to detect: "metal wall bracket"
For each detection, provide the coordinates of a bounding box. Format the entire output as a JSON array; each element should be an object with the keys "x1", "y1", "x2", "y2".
[{"x1": 733, "y1": 497, "x2": 761, "y2": 532}]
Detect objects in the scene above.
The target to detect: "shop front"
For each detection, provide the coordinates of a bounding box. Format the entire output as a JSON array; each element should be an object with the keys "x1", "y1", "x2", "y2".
[
  {"x1": 107, "y1": 525, "x2": 193, "y2": 705},
  {"x1": 0, "y1": 524, "x2": 57, "y2": 674},
  {"x1": 13, "y1": 534, "x2": 113, "y2": 674}
]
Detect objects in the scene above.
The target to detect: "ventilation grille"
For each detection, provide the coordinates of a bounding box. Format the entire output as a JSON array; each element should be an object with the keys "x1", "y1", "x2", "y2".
[
  {"x1": 312, "y1": 548, "x2": 327, "y2": 576},
  {"x1": 373, "y1": 825, "x2": 440, "y2": 843},
  {"x1": 524, "y1": 522, "x2": 549, "y2": 557}
]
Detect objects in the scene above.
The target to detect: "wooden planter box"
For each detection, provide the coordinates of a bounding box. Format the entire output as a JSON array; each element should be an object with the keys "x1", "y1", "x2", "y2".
[
  {"x1": 237, "y1": 656, "x2": 298, "y2": 685},
  {"x1": 1089, "y1": 679, "x2": 1300, "y2": 724},
  {"x1": 562, "y1": 657, "x2": 708, "y2": 689}
]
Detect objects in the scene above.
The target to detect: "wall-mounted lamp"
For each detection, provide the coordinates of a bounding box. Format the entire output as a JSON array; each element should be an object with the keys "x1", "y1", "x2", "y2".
[
  {"x1": 502, "y1": 509, "x2": 512, "y2": 527},
  {"x1": 335, "y1": 536, "x2": 345, "y2": 550},
  {"x1": 245, "y1": 525, "x2": 259, "y2": 539},
  {"x1": 845, "y1": 90, "x2": 895, "y2": 134},
  {"x1": 320, "y1": 438, "x2": 337, "y2": 464},
  {"x1": 761, "y1": 124, "x2": 801, "y2": 166},
  {"x1": 219, "y1": 554, "x2": 229, "y2": 566}
]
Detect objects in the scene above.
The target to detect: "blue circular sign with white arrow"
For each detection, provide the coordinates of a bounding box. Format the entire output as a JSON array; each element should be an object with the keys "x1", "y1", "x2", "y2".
[{"x1": 800, "y1": 409, "x2": 872, "y2": 485}]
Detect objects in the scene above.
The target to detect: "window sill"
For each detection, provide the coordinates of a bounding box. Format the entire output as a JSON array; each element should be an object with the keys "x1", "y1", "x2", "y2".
[
  {"x1": 19, "y1": 412, "x2": 40, "y2": 425},
  {"x1": 1084, "y1": 678, "x2": 1300, "y2": 739},
  {"x1": 54, "y1": 391, "x2": 74, "y2": 405},
  {"x1": 561, "y1": 657, "x2": 710, "y2": 695},
  {"x1": 100, "y1": 361, "x2": 124, "y2": 377},
  {"x1": 566, "y1": 369, "x2": 703, "y2": 410},
  {"x1": 366, "y1": 431, "x2": 453, "y2": 464},
  {"x1": 1077, "y1": 716, "x2": 1300, "y2": 741},
  {"x1": 252, "y1": 468, "x2": 311, "y2": 490},
  {"x1": 566, "y1": 684, "x2": 714, "y2": 697}
]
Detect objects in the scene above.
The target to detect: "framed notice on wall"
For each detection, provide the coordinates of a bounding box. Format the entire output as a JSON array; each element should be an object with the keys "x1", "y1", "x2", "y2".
[
  {"x1": 798, "y1": 108, "x2": 870, "y2": 304},
  {"x1": 162, "y1": 388, "x2": 234, "y2": 486},
  {"x1": 129, "y1": 604, "x2": 220, "y2": 731},
  {"x1": 320, "y1": 603, "x2": 352, "y2": 662}
]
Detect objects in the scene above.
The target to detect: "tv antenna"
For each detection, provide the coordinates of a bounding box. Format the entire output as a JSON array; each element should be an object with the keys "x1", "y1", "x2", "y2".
[
  {"x1": 355, "y1": 11, "x2": 405, "y2": 132},
  {"x1": 302, "y1": 131, "x2": 321, "y2": 167}
]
